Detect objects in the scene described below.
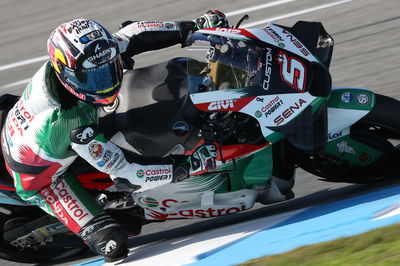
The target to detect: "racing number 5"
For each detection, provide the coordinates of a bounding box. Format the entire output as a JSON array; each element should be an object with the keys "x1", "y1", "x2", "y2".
[{"x1": 277, "y1": 51, "x2": 307, "y2": 93}]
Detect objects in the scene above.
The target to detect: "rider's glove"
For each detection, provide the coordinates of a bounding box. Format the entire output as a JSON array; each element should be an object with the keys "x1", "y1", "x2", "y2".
[
  {"x1": 171, "y1": 144, "x2": 218, "y2": 182},
  {"x1": 188, "y1": 144, "x2": 218, "y2": 175},
  {"x1": 195, "y1": 10, "x2": 229, "y2": 29}
]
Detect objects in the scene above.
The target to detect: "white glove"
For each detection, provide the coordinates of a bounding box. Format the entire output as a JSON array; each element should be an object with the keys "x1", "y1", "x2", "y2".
[{"x1": 188, "y1": 144, "x2": 218, "y2": 175}]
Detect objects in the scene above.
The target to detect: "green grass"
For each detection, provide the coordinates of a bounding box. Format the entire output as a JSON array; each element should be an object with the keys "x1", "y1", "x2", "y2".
[{"x1": 240, "y1": 223, "x2": 400, "y2": 266}]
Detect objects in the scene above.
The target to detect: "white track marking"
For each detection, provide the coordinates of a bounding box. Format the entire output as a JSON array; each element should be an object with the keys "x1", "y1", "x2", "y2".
[
  {"x1": 0, "y1": 0, "x2": 353, "y2": 90},
  {"x1": 0, "y1": 78, "x2": 31, "y2": 90},
  {"x1": 225, "y1": 0, "x2": 297, "y2": 17},
  {"x1": 242, "y1": 0, "x2": 353, "y2": 27},
  {"x1": 0, "y1": 55, "x2": 48, "y2": 72}
]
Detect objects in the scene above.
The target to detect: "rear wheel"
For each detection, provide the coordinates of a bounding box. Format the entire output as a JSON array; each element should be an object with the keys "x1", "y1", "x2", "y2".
[
  {"x1": 0, "y1": 204, "x2": 85, "y2": 263},
  {"x1": 290, "y1": 94, "x2": 400, "y2": 183}
]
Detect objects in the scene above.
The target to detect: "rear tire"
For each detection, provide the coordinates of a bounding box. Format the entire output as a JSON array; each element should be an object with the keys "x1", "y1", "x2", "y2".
[
  {"x1": 291, "y1": 94, "x2": 400, "y2": 183},
  {"x1": 0, "y1": 204, "x2": 86, "y2": 263}
]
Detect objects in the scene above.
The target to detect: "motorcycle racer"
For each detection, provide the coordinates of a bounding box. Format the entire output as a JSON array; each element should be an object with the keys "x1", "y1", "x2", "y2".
[{"x1": 0, "y1": 11, "x2": 228, "y2": 262}]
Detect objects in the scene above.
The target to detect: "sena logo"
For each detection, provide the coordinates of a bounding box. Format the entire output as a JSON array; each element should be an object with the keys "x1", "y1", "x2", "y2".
[
  {"x1": 208, "y1": 99, "x2": 235, "y2": 111},
  {"x1": 274, "y1": 98, "x2": 307, "y2": 125},
  {"x1": 282, "y1": 29, "x2": 310, "y2": 57}
]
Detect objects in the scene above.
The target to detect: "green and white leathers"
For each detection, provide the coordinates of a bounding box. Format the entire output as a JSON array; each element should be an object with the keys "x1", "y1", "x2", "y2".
[{"x1": 1, "y1": 62, "x2": 174, "y2": 232}]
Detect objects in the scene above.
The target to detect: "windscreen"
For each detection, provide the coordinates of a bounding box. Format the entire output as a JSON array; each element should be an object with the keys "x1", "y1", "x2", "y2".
[{"x1": 186, "y1": 33, "x2": 264, "y2": 94}]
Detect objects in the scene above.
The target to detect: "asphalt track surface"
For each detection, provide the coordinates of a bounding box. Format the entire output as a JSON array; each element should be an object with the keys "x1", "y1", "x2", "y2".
[{"x1": 0, "y1": 0, "x2": 400, "y2": 265}]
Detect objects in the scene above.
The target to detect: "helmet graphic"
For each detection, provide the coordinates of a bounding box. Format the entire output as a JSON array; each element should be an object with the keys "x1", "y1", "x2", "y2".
[
  {"x1": 196, "y1": 10, "x2": 229, "y2": 29},
  {"x1": 47, "y1": 19, "x2": 123, "y2": 106}
]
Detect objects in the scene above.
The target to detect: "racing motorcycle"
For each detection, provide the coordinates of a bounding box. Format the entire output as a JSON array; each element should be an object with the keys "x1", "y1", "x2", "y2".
[{"x1": 1, "y1": 17, "x2": 400, "y2": 263}]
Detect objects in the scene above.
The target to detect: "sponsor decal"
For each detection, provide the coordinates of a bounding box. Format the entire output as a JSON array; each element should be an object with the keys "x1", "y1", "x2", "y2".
[
  {"x1": 40, "y1": 180, "x2": 91, "y2": 230},
  {"x1": 145, "y1": 175, "x2": 171, "y2": 182},
  {"x1": 208, "y1": 99, "x2": 235, "y2": 111},
  {"x1": 101, "y1": 240, "x2": 117, "y2": 255},
  {"x1": 145, "y1": 198, "x2": 247, "y2": 220},
  {"x1": 274, "y1": 98, "x2": 307, "y2": 125},
  {"x1": 8, "y1": 100, "x2": 34, "y2": 137},
  {"x1": 138, "y1": 197, "x2": 159, "y2": 208},
  {"x1": 168, "y1": 206, "x2": 246, "y2": 218},
  {"x1": 278, "y1": 42, "x2": 285, "y2": 48},
  {"x1": 97, "y1": 150, "x2": 112, "y2": 167},
  {"x1": 76, "y1": 127, "x2": 94, "y2": 142},
  {"x1": 66, "y1": 19, "x2": 92, "y2": 35},
  {"x1": 87, "y1": 48, "x2": 112, "y2": 65},
  {"x1": 95, "y1": 43, "x2": 101, "y2": 53},
  {"x1": 162, "y1": 199, "x2": 179, "y2": 208},
  {"x1": 79, "y1": 30, "x2": 102, "y2": 44},
  {"x1": 147, "y1": 205, "x2": 247, "y2": 219},
  {"x1": 88, "y1": 142, "x2": 103, "y2": 159},
  {"x1": 137, "y1": 21, "x2": 173, "y2": 28},
  {"x1": 263, "y1": 47, "x2": 273, "y2": 91},
  {"x1": 255, "y1": 110, "x2": 262, "y2": 118},
  {"x1": 165, "y1": 22, "x2": 174, "y2": 29},
  {"x1": 359, "y1": 152, "x2": 371, "y2": 162},
  {"x1": 215, "y1": 28, "x2": 241, "y2": 34},
  {"x1": 282, "y1": 29, "x2": 310, "y2": 56},
  {"x1": 341, "y1": 92, "x2": 353, "y2": 103},
  {"x1": 145, "y1": 168, "x2": 172, "y2": 176},
  {"x1": 328, "y1": 131, "x2": 343, "y2": 140},
  {"x1": 172, "y1": 121, "x2": 189, "y2": 136},
  {"x1": 263, "y1": 26, "x2": 284, "y2": 43},
  {"x1": 137, "y1": 169, "x2": 145, "y2": 178},
  {"x1": 259, "y1": 96, "x2": 283, "y2": 118},
  {"x1": 41, "y1": 188, "x2": 69, "y2": 225},
  {"x1": 105, "y1": 153, "x2": 120, "y2": 170},
  {"x1": 144, "y1": 168, "x2": 172, "y2": 182},
  {"x1": 195, "y1": 97, "x2": 255, "y2": 112},
  {"x1": 277, "y1": 51, "x2": 307, "y2": 93},
  {"x1": 64, "y1": 82, "x2": 86, "y2": 100},
  {"x1": 95, "y1": 83, "x2": 119, "y2": 94},
  {"x1": 356, "y1": 93, "x2": 370, "y2": 105},
  {"x1": 337, "y1": 141, "x2": 356, "y2": 154}
]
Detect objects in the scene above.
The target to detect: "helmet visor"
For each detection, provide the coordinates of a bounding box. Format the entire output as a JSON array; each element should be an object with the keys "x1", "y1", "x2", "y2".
[{"x1": 63, "y1": 52, "x2": 123, "y2": 103}]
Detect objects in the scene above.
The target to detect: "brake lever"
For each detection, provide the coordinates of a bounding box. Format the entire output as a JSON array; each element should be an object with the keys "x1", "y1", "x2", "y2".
[{"x1": 235, "y1": 14, "x2": 249, "y2": 28}]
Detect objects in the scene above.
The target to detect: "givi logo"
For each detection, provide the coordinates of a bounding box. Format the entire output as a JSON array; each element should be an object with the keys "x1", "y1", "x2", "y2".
[{"x1": 208, "y1": 100, "x2": 235, "y2": 111}]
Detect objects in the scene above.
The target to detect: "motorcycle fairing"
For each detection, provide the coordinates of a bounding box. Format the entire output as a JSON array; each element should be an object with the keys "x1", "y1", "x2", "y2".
[
  {"x1": 189, "y1": 26, "x2": 331, "y2": 151},
  {"x1": 326, "y1": 87, "x2": 375, "y2": 136},
  {"x1": 323, "y1": 134, "x2": 383, "y2": 167},
  {"x1": 137, "y1": 188, "x2": 257, "y2": 220},
  {"x1": 135, "y1": 143, "x2": 274, "y2": 220},
  {"x1": 322, "y1": 87, "x2": 382, "y2": 166},
  {"x1": 198, "y1": 21, "x2": 333, "y2": 69}
]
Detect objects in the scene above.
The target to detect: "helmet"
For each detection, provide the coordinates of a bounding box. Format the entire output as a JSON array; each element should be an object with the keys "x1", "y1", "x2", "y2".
[
  {"x1": 47, "y1": 19, "x2": 123, "y2": 106},
  {"x1": 196, "y1": 10, "x2": 229, "y2": 29}
]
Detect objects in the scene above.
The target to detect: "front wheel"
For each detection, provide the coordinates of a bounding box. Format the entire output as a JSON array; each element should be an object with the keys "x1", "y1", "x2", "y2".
[{"x1": 290, "y1": 94, "x2": 400, "y2": 183}]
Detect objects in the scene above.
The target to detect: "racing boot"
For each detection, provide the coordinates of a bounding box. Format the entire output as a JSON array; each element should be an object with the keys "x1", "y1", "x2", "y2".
[{"x1": 78, "y1": 214, "x2": 128, "y2": 262}]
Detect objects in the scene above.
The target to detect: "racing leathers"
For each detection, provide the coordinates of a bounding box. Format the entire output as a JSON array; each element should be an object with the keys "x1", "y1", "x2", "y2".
[{"x1": 0, "y1": 20, "x2": 210, "y2": 261}]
